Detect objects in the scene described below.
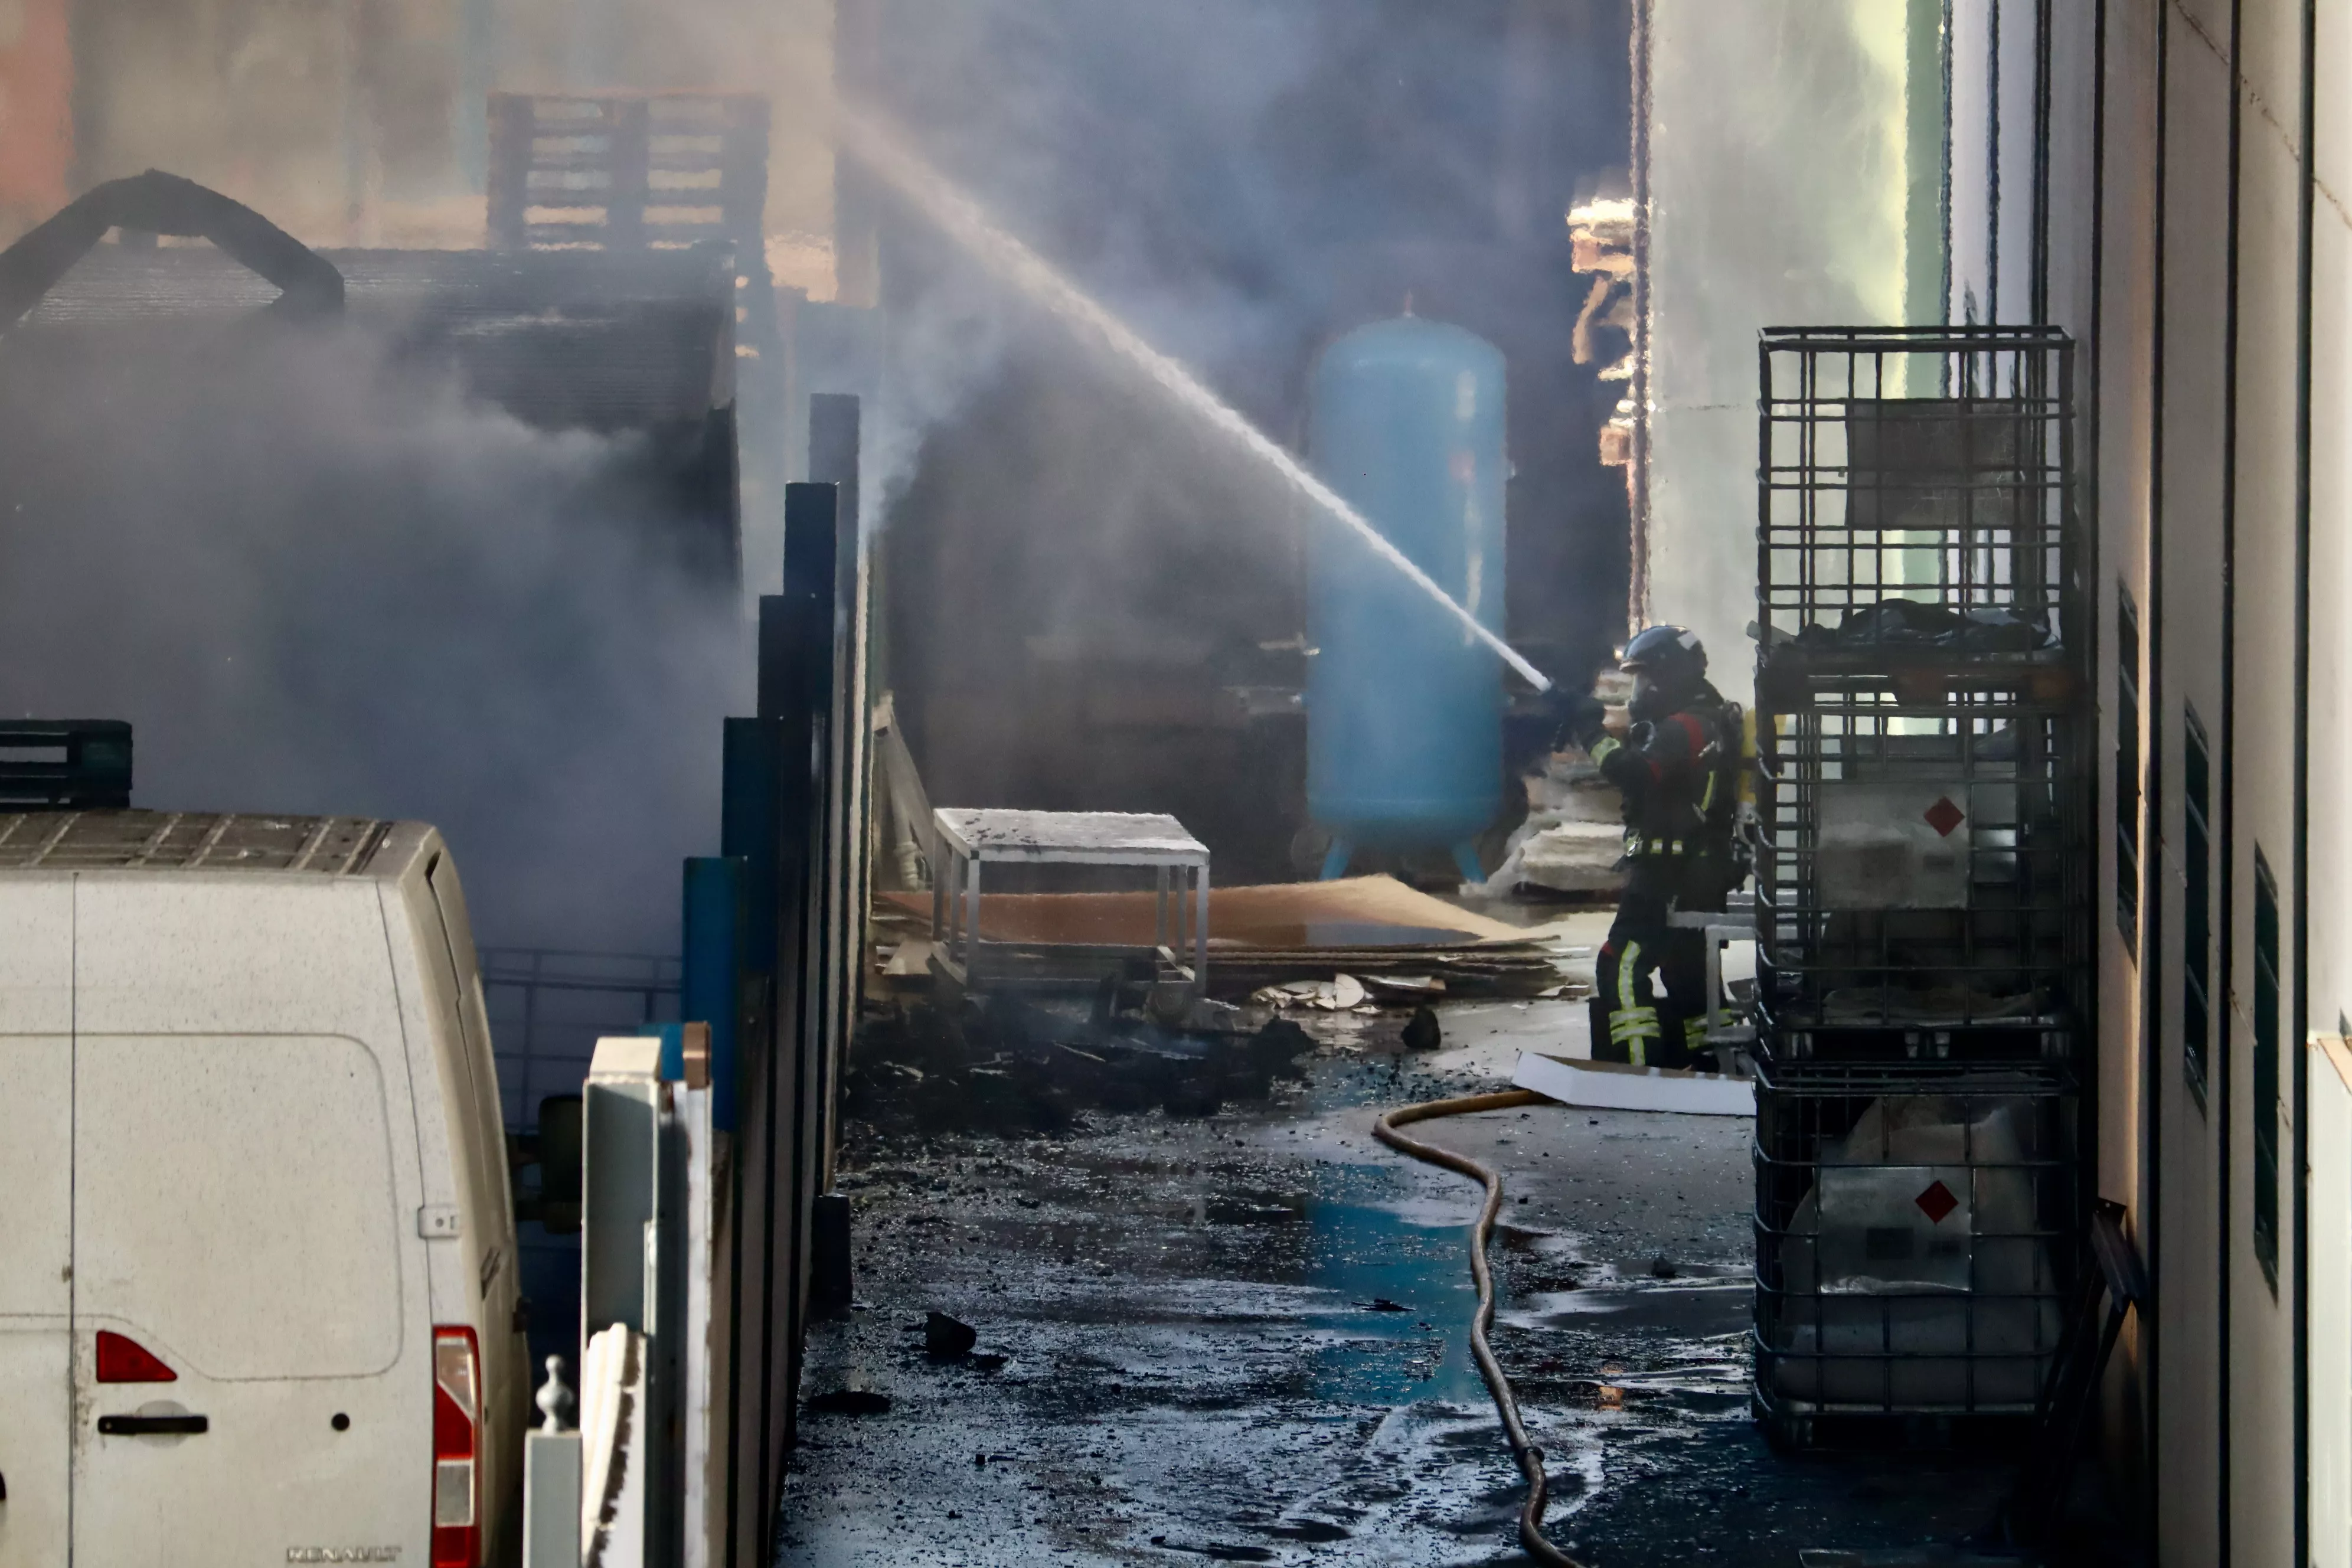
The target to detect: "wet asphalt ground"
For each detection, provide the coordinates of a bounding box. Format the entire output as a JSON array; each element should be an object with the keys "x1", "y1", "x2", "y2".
[{"x1": 780, "y1": 993, "x2": 2018, "y2": 1567}]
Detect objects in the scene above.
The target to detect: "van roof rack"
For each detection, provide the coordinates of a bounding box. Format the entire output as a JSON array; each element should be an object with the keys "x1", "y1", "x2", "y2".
[
  {"x1": 0, "y1": 721, "x2": 132, "y2": 809},
  {"x1": 0, "y1": 809, "x2": 393, "y2": 873}
]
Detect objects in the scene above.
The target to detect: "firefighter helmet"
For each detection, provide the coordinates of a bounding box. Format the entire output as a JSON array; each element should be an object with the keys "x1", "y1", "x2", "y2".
[{"x1": 1619, "y1": 624, "x2": 1707, "y2": 680}]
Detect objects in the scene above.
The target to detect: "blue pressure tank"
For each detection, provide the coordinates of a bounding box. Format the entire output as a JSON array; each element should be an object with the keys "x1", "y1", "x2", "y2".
[{"x1": 1306, "y1": 314, "x2": 1507, "y2": 883}]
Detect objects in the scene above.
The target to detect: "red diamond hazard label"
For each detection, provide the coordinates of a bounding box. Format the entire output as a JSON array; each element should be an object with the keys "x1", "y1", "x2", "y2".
[
  {"x1": 1915, "y1": 1180, "x2": 1960, "y2": 1224},
  {"x1": 1923, "y1": 797, "x2": 1965, "y2": 838}
]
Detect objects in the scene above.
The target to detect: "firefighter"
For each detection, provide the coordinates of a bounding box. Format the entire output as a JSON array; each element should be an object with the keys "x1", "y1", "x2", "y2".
[{"x1": 1560, "y1": 625, "x2": 1745, "y2": 1070}]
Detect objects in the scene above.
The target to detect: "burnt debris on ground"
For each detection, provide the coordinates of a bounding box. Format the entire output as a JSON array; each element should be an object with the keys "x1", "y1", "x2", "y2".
[
  {"x1": 786, "y1": 1001, "x2": 2027, "y2": 1568},
  {"x1": 844, "y1": 986, "x2": 1331, "y2": 1136},
  {"x1": 846, "y1": 876, "x2": 1590, "y2": 1140}
]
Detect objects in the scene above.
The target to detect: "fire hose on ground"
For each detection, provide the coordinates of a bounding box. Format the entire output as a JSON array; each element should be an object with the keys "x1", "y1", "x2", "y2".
[{"x1": 1373, "y1": 1088, "x2": 1587, "y2": 1568}]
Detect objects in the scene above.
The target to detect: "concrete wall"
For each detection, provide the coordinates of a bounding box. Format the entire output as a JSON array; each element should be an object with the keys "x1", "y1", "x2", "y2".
[
  {"x1": 2061, "y1": 0, "x2": 2163, "y2": 1517},
  {"x1": 1639, "y1": 0, "x2": 1913, "y2": 670},
  {"x1": 2083, "y1": 2, "x2": 2334, "y2": 1560},
  {"x1": 1946, "y1": 0, "x2": 2046, "y2": 325},
  {"x1": 2155, "y1": 7, "x2": 2235, "y2": 1558},
  {"x1": 2315, "y1": 1041, "x2": 2352, "y2": 1562},
  {"x1": 2306, "y1": 0, "x2": 2352, "y2": 1559},
  {"x1": 53, "y1": 0, "x2": 837, "y2": 266},
  {"x1": 70, "y1": 0, "x2": 375, "y2": 243},
  {"x1": 2230, "y1": 6, "x2": 2302, "y2": 1559},
  {"x1": 0, "y1": 0, "x2": 73, "y2": 241}
]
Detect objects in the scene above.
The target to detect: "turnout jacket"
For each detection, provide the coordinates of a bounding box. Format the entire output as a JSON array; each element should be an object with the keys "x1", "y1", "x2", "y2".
[{"x1": 1587, "y1": 680, "x2": 1742, "y2": 863}]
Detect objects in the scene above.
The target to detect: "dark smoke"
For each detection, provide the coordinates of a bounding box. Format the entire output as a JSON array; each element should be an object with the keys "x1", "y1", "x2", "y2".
[{"x1": 0, "y1": 318, "x2": 747, "y2": 953}]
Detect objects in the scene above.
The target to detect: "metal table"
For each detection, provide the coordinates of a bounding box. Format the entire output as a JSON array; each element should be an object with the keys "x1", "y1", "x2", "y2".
[
  {"x1": 1668, "y1": 889, "x2": 1759, "y2": 1053},
  {"x1": 930, "y1": 809, "x2": 1211, "y2": 995}
]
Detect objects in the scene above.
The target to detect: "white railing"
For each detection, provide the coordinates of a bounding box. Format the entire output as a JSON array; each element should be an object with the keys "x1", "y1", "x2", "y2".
[{"x1": 525, "y1": 1034, "x2": 720, "y2": 1568}]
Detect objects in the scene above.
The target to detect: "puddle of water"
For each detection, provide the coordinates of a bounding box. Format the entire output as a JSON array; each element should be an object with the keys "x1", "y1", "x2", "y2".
[
  {"x1": 1302, "y1": 1197, "x2": 1487, "y2": 1404},
  {"x1": 1511, "y1": 1282, "x2": 1752, "y2": 1338}
]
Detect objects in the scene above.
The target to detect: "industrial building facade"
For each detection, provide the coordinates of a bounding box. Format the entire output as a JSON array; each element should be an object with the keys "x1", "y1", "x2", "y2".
[
  {"x1": 2081, "y1": 3, "x2": 2341, "y2": 1561},
  {"x1": 10, "y1": 0, "x2": 2352, "y2": 1557},
  {"x1": 2103, "y1": 3, "x2": 2341, "y2": 1563},
  {"x1": 1638, "y1": 2, "x2": 2347, "y2": 1560}
]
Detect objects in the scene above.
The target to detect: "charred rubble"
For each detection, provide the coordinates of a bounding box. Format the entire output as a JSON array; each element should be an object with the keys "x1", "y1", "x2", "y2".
[{"x1": 844, "y1": 986, "x2": 1324, "y2": 1136}]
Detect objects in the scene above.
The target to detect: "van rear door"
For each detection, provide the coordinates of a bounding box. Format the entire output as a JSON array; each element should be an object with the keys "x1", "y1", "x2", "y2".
[
  {"x1": 71, "y1": 1033, "x2": 418, "y2": 1564},
  {"x1": 0, "y1": 881, "x2": 71, "y2": 1568},
  {"x1": 70, "y1": 882, "x2": 426, "y2": 1566}
]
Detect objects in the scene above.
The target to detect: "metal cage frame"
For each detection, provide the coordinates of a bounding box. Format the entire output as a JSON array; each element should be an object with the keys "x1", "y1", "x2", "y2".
[
  {"x1": 1750, "y1": 1054, "x2": 2080, "y2": 1440},
  {"x1": 1752, "y1": 666, "x2": 2090, "y2": 1053},
  {"x1": 1758, "y1": 326, "x2": 2078, "y2": 663}
]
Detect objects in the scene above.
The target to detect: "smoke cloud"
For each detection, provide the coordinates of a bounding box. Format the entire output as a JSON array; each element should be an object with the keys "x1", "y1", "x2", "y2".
[
  {"x1": 0, "y1": 0, "x2": 1630, "y2": 936},
  {"x1": 845, "y1": 0, "x2": 1629, "y2": 869},
  {"x1": 0, "y1": 317, "x2": 747, "y2": 953}
]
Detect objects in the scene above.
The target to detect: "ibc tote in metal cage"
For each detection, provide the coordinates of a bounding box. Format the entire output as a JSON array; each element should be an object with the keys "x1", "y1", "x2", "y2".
[
  {"x1": 1751, "y1": 663, "x2": 2090, "y2": 1063},
  {"x1": 1746, "y1": 325, "x2": 2093, "y2": 1451},
  {"x1": 1750, "y1": 324, "x2": 2088, "y2": 1068},
  {"x1": 1756, "y1": 325, "x2": 2078, "y2": 659},
  {"x1": 1750, "y1": 1053, "x2": 2080, "y2": 1448}
]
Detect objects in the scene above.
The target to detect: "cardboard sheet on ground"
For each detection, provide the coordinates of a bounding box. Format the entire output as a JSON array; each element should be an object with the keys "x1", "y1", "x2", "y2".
[
  {"x1": 1513, "y1": 1050, "x2": 1755, "y2": 1117},
  {"x1": 879, "y1": 874, "x2": 1529, "y2": 949}
]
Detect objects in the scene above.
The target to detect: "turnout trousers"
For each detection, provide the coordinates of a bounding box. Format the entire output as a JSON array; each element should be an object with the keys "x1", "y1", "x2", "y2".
[{"x1": 1589, "y1": 863, "x2": 1725, "y2": 1070}]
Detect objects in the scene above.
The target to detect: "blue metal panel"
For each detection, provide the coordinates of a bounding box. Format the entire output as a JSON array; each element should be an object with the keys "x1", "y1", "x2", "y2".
[
  {"x1": 636, "y1": 1021, "x2": 686, "y2": 1082},
  {"x1": 721, "y1": 716, "x2": 777, "y2": 968},
  {"x1": 681, "y1": 856, "x2": 744, "y2": 1131},
  {"x1": 1306, "y1": 315, "x2": 1508, "y2": 871}
]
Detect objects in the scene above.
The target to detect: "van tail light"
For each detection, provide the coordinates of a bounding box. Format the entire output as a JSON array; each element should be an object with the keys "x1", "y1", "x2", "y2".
[
  {"x1": 96, "y1": 1330, "x2": 177, "y2": 1383},
  {"x1": 431, "y1": 1326, "x2": 481, "y2": 1568}
]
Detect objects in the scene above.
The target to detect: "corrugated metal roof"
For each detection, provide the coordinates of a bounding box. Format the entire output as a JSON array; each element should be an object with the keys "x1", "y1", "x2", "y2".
[
  {"x1": 2, "y1": 245, "x2": 735, "y2": 433},
  {"x1": 0, "y1": 811, "x2": 394, "y2": 874}
]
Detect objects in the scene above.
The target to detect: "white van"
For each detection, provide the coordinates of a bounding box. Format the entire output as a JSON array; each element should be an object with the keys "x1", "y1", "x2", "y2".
[{"x1": 0, "y1": 812, "x2": 528, "y2": 1567}]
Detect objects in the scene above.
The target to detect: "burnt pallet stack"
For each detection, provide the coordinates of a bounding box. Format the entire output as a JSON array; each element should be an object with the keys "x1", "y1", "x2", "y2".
[{"x1": 1747, "y1": 326, "x2": 2091, "y2": 1447}]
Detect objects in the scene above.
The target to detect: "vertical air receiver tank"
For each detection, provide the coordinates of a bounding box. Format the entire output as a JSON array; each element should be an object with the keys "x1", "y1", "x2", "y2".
[{"x1": 1306, "y1": 313, "x2": 1507, "y2": 883}]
